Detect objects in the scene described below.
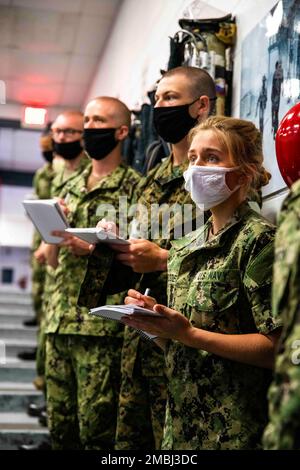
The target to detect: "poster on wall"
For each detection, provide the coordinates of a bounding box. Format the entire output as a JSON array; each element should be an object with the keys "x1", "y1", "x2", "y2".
[{"x1": 240, "y1": 0, "x2": 300, "y2": 196}]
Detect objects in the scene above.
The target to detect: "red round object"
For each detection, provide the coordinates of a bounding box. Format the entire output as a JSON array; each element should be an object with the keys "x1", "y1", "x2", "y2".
[{"x1": 276, "y1": 102, "x2": 300, "y2": 187}]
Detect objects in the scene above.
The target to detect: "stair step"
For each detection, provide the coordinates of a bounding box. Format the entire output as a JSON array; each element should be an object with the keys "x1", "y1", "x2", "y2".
[
  {"x1": 0, "y1": 412, "x2": 46, "y2": 429},
  {"x1": 1, "y1": 339, "x2": 37, "y2": 358},
  {"x1": 0, "y1": 381, "x2": 39, "y2": 391},
  {"x1": 0, "y1": 429, "x2": 50, "y2": 450},
  {"x1": 0, "y1": 312, "x2": 35, "y2": 325},
  {"x1": 0, "y1": 430, "x2": 50, "y2": 450},
  {"x1": 0, "y1": 305, "x2": 34, "y2": 315},
  {"x1": 0, "y1": 360, "x2": 36, "y2": 383},
  {"x1": 0, "y1": 290, "x2": 45, "y2": 450},
  {"x1": 0, "y1": 324, "x2": 38, "y2": 341},
  {"x1": 0, "y1": 293, "x2": 32, "y2": 304},
  {"x1": 0, "y1": 390, "x2": 44, "y2": 412},
  {"x1": 0, "y1": 291, "x2": 32, "y2": 299},
  {"x1": 0, "y1": 305, "x2": 33, "y2": 315},
  {"x1": 1, "y1": 357, "x2": 36, "y2": 367}
]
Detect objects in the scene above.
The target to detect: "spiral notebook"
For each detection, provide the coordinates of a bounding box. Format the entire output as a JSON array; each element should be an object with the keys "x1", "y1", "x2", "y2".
[{"x1": 90, "y1": 304, "x2": 162, "y2": 341}]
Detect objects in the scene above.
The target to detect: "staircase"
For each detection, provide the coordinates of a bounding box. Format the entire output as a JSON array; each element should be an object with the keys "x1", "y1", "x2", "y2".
[{"x1": 0, "y1": 291, "x2": 49, "y2": 449}]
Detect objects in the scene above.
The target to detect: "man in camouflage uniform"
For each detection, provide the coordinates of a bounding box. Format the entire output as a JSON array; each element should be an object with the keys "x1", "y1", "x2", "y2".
[
  {"x1": 263, "y1": 179, "x2": 300, "y2": 449},
  {"x1": 22, "y1": 112, "x2": 89, "y2": 443},
  {"x1": 44, "y1": 97, "x2": 140, "y2": 450},
  {"x1": 35, "y1": 110, "x2": 88, "y2": 385},
  {"x1": 79, "y1": 67, "x2": 216, "y2": 449},
  {"x1": 28, "y1": 131, "x2": 54, "y2": 328}
]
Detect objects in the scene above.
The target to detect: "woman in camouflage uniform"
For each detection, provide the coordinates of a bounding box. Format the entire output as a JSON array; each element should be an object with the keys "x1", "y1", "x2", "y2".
[{"x1": 123, "y1": 116, "x2": 282, "y2": 450}]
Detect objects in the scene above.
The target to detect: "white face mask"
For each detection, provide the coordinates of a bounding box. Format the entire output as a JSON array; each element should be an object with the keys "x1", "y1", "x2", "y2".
[{"x1": 183, "y1": 165, "x2": 241, "y2": 211}]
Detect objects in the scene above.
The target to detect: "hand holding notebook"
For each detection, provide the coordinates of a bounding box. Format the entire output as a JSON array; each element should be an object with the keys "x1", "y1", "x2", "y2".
[
  {"x1": 65, "y1": 228, "x2": 130, "y2": 245},
  {"x1": 22, "y1": 199, "x2": 69, "y2": 244},
  {"x1": 90, "y1": 304, "x2": 162, "y2": 340}
]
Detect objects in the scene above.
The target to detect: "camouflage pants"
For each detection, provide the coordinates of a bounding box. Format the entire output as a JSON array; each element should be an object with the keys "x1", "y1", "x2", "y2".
[
  {"x1": 36, "y1": 267, "x2": 57, "y2": 381},
  {"x1": 45, "y1": 333, "x2": 122, "y2": 450},
  {"x1": 115, "y1": 360, "x2": 167, "y2": 450},
  {"x1": 31, "y1": 256, "x2": 46, "y2": 324},
  {"x1": 36, "y1": 321, "x2": 46, "y2": 379}
]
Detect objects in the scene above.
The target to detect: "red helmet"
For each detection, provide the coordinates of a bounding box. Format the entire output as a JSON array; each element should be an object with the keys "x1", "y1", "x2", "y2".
[{"x1": 276, "y1": 102, "x2": 300, "y2": 187}]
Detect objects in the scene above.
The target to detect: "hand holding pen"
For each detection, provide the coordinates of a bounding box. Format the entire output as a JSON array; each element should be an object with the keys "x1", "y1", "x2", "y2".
[{"x1": 124, "y1": 288, "x2": 157, "y2": 311}]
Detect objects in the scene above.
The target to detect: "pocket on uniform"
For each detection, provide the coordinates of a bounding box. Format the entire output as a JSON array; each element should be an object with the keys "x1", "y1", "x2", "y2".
[{"x1": 186, "y1": 269, "x2": 240, "y2": 330}]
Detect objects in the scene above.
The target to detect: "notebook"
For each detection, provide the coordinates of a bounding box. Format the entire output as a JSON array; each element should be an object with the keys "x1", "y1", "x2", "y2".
[
  {"x1": 90, "y1": 304, "x2": 163, "y2": 340},
  {"x1": 65, "y1": 228, "x2": 130, "y2": 245},
  {"x1": 22, "y1": 199, "x2": 69, "y2": 244}
]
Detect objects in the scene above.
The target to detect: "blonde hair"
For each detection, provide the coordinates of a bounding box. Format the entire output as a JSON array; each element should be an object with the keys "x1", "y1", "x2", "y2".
[{"x1": 188, "y1": 116, "x2": 271, "y2": 196}]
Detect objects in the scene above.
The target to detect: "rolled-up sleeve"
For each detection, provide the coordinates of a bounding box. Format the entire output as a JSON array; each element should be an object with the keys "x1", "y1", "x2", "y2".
[{"x1": 243, "y1": 238, "x2": 283, "y2": 334}]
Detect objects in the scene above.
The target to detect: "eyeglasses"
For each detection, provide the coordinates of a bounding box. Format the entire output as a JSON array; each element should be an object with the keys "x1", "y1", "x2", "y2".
[{"x1": 51, "y1": 128, "x2": 83, "y2": 137}]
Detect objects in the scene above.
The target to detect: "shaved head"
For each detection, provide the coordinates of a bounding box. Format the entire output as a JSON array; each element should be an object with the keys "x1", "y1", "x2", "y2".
[
  {"x1": 87, "y1": 97, "x2": 131, "y2": 128},
  {"x1": 52, "y1": 110, "x2": 84, "y2": 132},
  {"x1": 56, "y1": 110, "x2": 84, "y2": 119},
  {"x1": 160, "y1": 66, "x2": 216, "y2": 102}
]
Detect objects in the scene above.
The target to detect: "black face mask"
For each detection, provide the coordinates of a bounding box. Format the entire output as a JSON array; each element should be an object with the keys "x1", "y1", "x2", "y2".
[
  {"x1": 42, "y1": 150, "x2": 53, "y2": 163},
  {"x1": 83, "y1": 128, "x2": 119, "y2": 160},
  {"x1": 53, "y1": 140, "x2": 83, "y2": 160},
  {"x1": 153, "y1": 98, "x2": 199, "y2": 143}
]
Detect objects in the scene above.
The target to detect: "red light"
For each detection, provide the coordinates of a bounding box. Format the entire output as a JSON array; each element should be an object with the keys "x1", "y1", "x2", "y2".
[{"x1": 23, "y1": 106, "x2": 47, "y2": 127}]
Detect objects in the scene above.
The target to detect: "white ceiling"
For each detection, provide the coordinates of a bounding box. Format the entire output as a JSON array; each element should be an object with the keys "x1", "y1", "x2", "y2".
[{"x1": 0, "y1": 0, "x2": 122, "y2": 110}]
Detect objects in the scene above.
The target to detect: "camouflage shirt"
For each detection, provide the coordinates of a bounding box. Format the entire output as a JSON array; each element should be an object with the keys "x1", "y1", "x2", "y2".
[
  {"x1": 79, "y1": 155, "x2": 200, "y2": 376},
  {"x1": 121, "y1": 156, "x2": 201, "y2": 378},
  {"x1": 50, "y1": 152, "x2": 89, "y2": 198},
  {"x1": 32, "y1": 162, "x2": 55, "y2": 251},
  {"x1": 43, "y1": 153, "x2": 91, "y2": 307},
  {"x1": 44, "y1": 162, "x2": 140, "y2": 337},
  {"x1": 263, "y1": 180, "x2": 300, "y2": 450},
  {"x1": 164, "y1": 202, "x2": 282, "y2": 450}
]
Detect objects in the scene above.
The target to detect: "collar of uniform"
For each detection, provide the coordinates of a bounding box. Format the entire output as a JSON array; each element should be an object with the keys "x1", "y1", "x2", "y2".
[
  {"x1": 203, "y1": 200, "x2": 253, "y2": 250},
  {"x1": 68, "y1": 162, "x2": 129, "y2": 196},
  {"x1": 154, "y1": 154, "x2": 189, "y2": 186},
  {"x1": 171, "y1": 200, "x2": 252, "y2": 253},
  {"x1": 44, "y1": 162, "x2": 53, "y2": 171},
  {"x1": 171, "y1": 223, "x2": 206, "y2": 253},
  {"x1": 52, "y1": 151, "x2": 89, "y2": 192},
  {"x1": 42, "y1": 162, "x2": 55, "y2": 178}
]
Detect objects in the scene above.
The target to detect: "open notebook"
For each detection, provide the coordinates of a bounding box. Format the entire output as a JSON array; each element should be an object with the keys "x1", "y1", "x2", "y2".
[{"x1": 90, "y1": 304, "x2": 163, "y2": 341}]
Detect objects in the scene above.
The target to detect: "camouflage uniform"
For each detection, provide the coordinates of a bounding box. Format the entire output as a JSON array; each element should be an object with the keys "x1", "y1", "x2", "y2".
[
  {"x1": 163, "y1": 202, "x2": 282, "y2": 450},
  {"x1": 114, "y1": 157, "x2": 200, "y2": 450},
  {"x1": 44, "y1": 162, "x2": 139, "y2": 449},
  {"x1": 36, "y1": 154, "x2": 89, "y2": 379},
  {"x1": 79, "y1": 156, "x2": 200, "y2": 449},
  {"x1": 263, "y1": 180, "x2": 300, "y2": 450},
  {"x1": 31, "y1": 162, "x2": 55, "y2": 323}
]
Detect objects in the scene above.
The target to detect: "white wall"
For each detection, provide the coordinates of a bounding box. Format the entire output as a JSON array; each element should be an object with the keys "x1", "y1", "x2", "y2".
[
  {"x1": 0, "y1": 185, "x2": 34, "y2": 247},
  {"x1": 0, "y1": 185, "x2": 33, "y2": 292},
  {"x1": 86, "y1": 0, "x2": 279, "y2": 111},
  {"x1": 0, "y1": 127, "x2": 44, "y2": 171},
  {"x1": 86, "y1": 0, "x2": 190, "y2": 108}
]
